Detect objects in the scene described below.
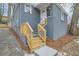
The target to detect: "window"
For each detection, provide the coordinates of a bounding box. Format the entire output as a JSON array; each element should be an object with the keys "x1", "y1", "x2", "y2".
[
  {"x1": 2, "y1": 4, "x2": 8, "y2": 16},
  {"x1": 61, "y1": 12, "x2": 64, "y2": 21},
  {"x1": 24, "y1": 4, "x2": 32, "y2": 14},
  {"x1": 47, "y1": 5, "x2": 51, "y2": 16}
]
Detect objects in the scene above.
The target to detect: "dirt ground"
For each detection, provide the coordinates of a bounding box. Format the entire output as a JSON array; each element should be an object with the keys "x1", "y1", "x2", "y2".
[
  {"x1": 57, "y1": 38, "x2": 79, "y2": 56},
  {"x1": 0, "y1": 28, "x2": 79, "y2": 56},
  {"x1": 0, "y1": 28, "x2": 35, "y2": 56}
]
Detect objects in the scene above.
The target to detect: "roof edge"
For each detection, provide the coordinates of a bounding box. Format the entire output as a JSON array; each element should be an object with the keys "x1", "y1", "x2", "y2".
[{"x1": 55, "y1": 4, "x2": 68, "y2": 15}]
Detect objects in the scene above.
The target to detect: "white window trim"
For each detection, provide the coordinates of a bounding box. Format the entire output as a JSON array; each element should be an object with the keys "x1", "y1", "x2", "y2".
[
  {"x1": 24, "y1": 4, "x2": 30, "y2": 13},
  {"x1": 61, "y1": 11, "x2": 64, "y2": 21},
  {"x1": 24, "y1": 4, "x2": 32, "y2": 14},
  {"x1": 30, "y1": 5, "x2": 32, "y2": 14}
]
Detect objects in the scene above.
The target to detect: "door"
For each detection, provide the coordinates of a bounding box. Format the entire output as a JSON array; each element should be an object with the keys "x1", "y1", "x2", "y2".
[
  {"x1": 40, "y1": 9, "x2": 47, "y2": 23},
  {"x1": 46, "y1": 4, "x2": 53, "y2": 38}
]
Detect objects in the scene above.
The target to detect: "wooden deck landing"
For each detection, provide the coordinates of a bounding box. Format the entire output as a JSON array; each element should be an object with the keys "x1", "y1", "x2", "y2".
[{"x1": 0, "y1": 24, "x2": 8, "y2": 28}]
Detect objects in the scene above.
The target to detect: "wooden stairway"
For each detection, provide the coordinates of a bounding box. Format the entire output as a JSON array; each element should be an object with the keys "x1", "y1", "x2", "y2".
[{"x1": 20, "y1": 22, "x2": 46, "y2": 53}]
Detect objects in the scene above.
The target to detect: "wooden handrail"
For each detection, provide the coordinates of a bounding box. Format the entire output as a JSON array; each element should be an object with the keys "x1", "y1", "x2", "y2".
[
  {"x1": 40, "y1": 18, "x2": 48, "y2": 27},
  {"x1": 38, "y1": 24, "x2": 46, "y2": 43}
]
